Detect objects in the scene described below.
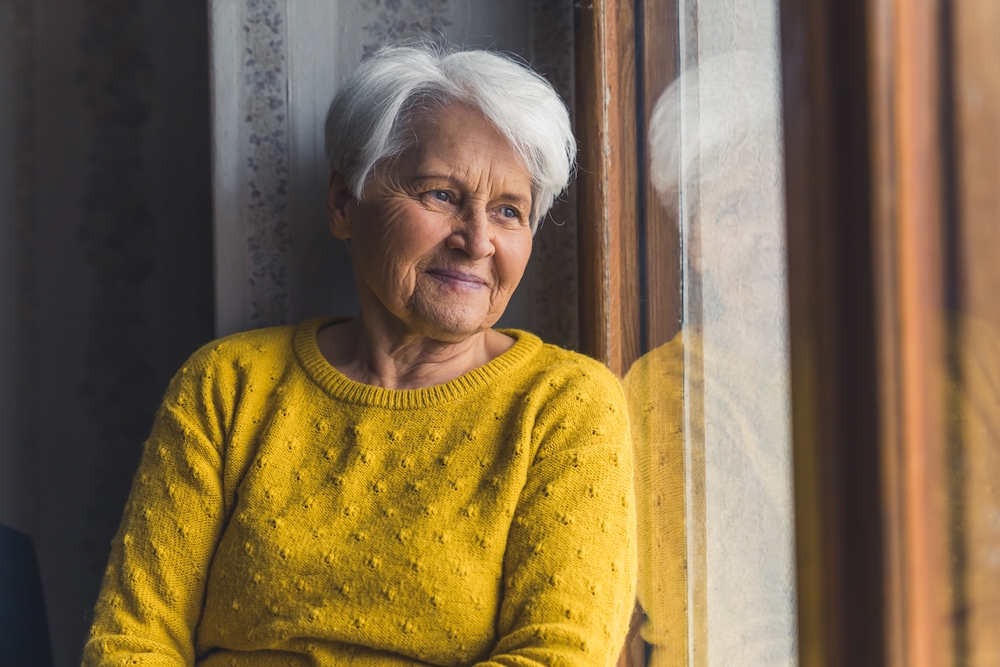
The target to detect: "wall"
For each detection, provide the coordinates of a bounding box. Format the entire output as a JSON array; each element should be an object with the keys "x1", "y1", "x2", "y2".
[
  {"x1": 0, "y1": 0, "x2": 24, "y2": 536},
  {"x1": 0, "y1": 1, "x2": 215, "y2": 664}
]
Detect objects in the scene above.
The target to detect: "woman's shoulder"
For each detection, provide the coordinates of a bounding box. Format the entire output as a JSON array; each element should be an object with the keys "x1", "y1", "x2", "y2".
[
  {"x1": 182, "y1": 323, "x2": 300, "y2": 370},
  {"x1": 167, "y1": 322, "x2": 320, "y2": 400},
  {"x1": 502, "y1": 329, "x2": 626, "y2": 404},
  {"x1": 503, "y1": 332, "x2": 631, "y2": 464}
]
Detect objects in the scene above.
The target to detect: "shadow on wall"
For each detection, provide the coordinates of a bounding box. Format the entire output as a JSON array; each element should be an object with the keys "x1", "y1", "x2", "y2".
[
  {"x1": 0, "y1": 1, "x2": 214, "y2": 665},
  {"x1": 0, "y1": 525, "x2": 55, "y2": 667}
]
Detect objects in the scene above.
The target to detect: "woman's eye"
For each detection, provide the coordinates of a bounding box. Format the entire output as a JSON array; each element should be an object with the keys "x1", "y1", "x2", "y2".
[
  {"x1": 431, "y1": 190, "x2": 451, "y2": 202},
  {"x1": 499, "y1": 206, "x2": 519, "y2": 219}
]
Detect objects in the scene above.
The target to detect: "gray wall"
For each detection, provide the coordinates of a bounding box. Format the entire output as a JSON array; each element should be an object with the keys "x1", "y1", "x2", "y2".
[{"x1": 0, "y1": 1, "x2": 215, "y2": 664}]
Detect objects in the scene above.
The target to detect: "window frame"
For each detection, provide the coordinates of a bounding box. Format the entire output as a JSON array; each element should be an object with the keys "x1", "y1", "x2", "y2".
[{"x1": 576, "y1": 0, "x2": 974, "y2": 665}]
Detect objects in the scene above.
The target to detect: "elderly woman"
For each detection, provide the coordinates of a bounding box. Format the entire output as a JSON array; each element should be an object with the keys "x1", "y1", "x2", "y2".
[{"x1": 83, "y1": 44, "x2": 635, "y2": 667}]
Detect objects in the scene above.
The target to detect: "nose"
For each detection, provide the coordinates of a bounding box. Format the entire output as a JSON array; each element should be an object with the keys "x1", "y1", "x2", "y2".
[{"x1": 446, "y1": 205, "x2": 494, "y2": 260}]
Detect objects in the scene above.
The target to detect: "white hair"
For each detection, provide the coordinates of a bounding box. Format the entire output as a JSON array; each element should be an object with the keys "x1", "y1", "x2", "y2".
[
  {"x1": 649, "y1": 50, "x2": 782, "y2": 205},
  {"x1": 325, "y1": 42, "x2": 576, "y2": 232}
]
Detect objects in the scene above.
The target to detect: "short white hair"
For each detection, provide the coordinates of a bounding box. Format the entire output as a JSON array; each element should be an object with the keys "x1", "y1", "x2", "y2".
[{"x1": 324, "y1": 42, "x2": 576, "y2": 232}]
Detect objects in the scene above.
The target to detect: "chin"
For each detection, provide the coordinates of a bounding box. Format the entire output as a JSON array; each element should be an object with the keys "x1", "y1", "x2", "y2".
[{"x1": 410, "y1": 301, "x2": 493, "y2": 341}]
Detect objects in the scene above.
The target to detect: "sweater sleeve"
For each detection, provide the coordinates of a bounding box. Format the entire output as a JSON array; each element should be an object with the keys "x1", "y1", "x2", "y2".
[
  {"x1": 82, "y1": 346, "x2": 228, "y2": 667},
  {"x1": 482, "y1": 363, "x2": 637, "y2": 667}
]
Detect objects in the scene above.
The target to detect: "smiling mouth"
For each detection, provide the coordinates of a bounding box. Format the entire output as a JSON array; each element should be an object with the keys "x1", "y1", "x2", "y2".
[{"x1": 426, "y1": 269, "x2": 488, "y2": 288}]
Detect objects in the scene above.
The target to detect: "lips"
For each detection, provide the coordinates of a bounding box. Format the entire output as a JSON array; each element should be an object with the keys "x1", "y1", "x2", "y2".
[{"x1": 425, "y1": 268, "x2": 489, "y2": 288}]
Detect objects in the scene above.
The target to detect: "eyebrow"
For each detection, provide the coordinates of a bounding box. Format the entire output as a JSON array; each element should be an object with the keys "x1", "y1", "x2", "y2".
[{"x1": 411, "y1": 174, "x2": 532, "y2": 207}]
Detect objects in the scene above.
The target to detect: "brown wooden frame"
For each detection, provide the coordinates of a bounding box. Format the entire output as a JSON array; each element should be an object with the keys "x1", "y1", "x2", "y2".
[
  {"x1": 871, "y1": 2, "x2": 953, "y2": 665},
  {"x1": 581, "y1": 0, "x2": 980, "y2": 664},
  {"x1": 637, "y1": 0, "x2": 683, "y2": 354},
  {"x1": 782, "y1": 0, "x2": 963, "y2": 665},
  {"x1": 575, "y1": 1, "x2": 683, "y2": 664},
  {"x1": 576, "y1": 0, "x2": 641, "y2": 377},
  {"x1": 576, "y1": 0, "x2": 682, "y2": 375},
  {"x1": 780, "y1": 0, "x2": 887, "y2": 663}
]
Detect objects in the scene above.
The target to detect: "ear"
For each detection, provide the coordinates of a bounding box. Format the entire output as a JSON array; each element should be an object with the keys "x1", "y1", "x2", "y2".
[{"x1": 327, "y1": 170, "x2": 354, "y2": 240}]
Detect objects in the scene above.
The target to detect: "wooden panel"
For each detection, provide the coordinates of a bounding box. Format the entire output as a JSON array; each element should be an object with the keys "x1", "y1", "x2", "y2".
[
  {"x1": 576, "y1": 0, "x2": 640, "y2": 377},
  {"x1": 780, "y1": 0, "x2": 886, "y2": 665},
  {"x1": 576, "y1": 0, "x2": 611, "y2": 368},
  {"x1": 866, "y1": 3, "x2": 904, "y2": 664},
  {"x1": 640, "y1": 0, "x2": 682, "y2": 351},
  {"x1": 618, "y1": 0, "x2": 642, "y2": 374},
  {"x1": 782, "y1": 0, "x2": 1000, "y2": 663},
  {"x1": 871, "y1": 1, "x2": 953, "y2": 665}
]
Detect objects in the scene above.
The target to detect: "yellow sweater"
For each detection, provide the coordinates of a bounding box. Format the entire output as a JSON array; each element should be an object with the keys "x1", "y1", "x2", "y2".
[
  {"x1": 621, "y1": 334, "x2": 688, "y2": 667},
  {"x1": 83, "y1": 318, "x2": 636, "y2": 667}
]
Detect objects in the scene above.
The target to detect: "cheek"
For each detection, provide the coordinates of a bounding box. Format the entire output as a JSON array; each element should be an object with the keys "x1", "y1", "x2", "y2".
[
  {"x1": 355, "y1": 206, "x2": 440, "y2": 283},
  {"x1": 493, "y1": 234, "x2": 533, "y2": 289}
]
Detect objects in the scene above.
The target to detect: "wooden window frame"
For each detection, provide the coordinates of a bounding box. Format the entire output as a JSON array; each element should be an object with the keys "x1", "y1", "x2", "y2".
[
  {"x1": 577, "y1": 0, "x2": 981, "y2": 665},
  {"x1": 576, "y1": 0, "x2": 682, "y2": 378},
  {"x1": 783, "y1": 0, "x2": 967, "y2": 665}
]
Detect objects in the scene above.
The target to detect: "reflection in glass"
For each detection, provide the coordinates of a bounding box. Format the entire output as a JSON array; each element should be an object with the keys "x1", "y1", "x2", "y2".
[
  {"x1": 950, "y1": 315, "x2": 1000, "y2": 665},
  {"x1": 623, "y1": 2, "x2": 796, "y2": 666}
]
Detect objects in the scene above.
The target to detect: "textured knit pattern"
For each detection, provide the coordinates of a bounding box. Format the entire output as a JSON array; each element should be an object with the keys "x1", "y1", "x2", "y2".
[
  {"x1": 621, "y1": 333, "x2": 689, "y2": 667},
  {"x1": 83, "y1": 318, "x2": 636, "y2": 667}
]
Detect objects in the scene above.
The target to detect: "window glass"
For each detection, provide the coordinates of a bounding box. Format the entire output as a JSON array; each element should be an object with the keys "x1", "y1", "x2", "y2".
[{"x1": 624, "y1": 1, "x2": 797, "y2": 665}]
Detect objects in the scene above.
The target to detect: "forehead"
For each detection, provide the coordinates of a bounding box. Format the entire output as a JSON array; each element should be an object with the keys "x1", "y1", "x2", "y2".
[{"x1": 401, "y1": 104, "x2": 531, "y2": 184}]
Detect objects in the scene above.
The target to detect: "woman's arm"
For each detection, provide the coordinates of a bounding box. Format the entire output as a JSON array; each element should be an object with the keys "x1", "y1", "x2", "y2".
[
  {"x1": 82, "y1": 349, "x2": 228, "y2": 667},
  {"x1": 483, "y1": 364, "x2": 637, "y2": 667}
]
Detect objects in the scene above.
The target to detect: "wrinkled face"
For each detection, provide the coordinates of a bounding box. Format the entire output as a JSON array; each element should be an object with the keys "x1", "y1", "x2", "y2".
[
  {"x1": 693, "y1": 141, "x2": 786, "y2": 309},
  {"x1": 328, "y1": 103, "x2": 534, "y2": 342}
]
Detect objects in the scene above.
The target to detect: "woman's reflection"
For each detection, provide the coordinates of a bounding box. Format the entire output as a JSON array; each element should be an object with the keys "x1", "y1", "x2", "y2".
[{"x1": 624, "y1": 51, "x2": 797, "y2": 667}]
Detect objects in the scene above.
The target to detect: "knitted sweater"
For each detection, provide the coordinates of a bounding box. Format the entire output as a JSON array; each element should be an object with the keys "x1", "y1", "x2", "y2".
[{"x1": 83, "y1": 318, "x2": 636, "y2": 667}]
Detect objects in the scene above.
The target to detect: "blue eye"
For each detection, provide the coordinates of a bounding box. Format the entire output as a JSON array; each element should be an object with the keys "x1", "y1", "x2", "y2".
[
  {"x1": 432, "y1": 190, "x2": 450, "y2": 202},
  {"x1": 499, "y1": 206, "x2": 518, "y2": 218}
]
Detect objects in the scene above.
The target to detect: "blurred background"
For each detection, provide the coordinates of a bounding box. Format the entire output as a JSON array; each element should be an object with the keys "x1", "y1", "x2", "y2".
[{"x1": 0, "y1": 2, "x2": 214, "y2": 664}]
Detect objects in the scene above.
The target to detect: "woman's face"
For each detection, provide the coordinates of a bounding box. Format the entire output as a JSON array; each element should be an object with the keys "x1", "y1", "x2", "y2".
[{"x1": 328, "y1": 103, "x2": 534, "y2": 343}]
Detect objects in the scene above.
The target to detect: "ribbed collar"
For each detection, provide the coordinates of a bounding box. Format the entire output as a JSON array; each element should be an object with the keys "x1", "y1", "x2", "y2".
[{"x1": 293, "y1": 317, "x2": 543, "y2": 410}]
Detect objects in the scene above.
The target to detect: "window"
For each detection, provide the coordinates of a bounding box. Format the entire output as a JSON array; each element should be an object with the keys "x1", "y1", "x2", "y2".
[{"x1": 578, "y1": 1, "x2": 1000, "y2": 666}]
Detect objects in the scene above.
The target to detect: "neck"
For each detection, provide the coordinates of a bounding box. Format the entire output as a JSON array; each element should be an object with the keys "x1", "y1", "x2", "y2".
[{"x1": 317, "y1": 313, "x2": 513, "y2": 390}]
